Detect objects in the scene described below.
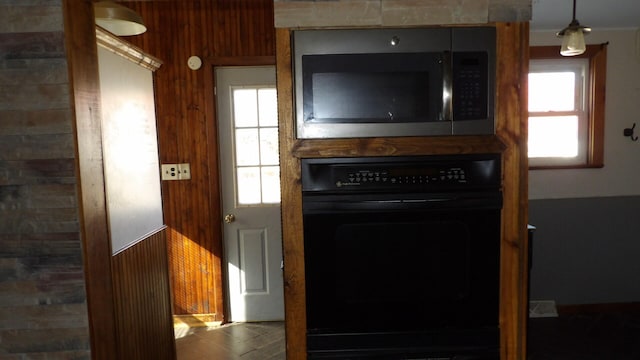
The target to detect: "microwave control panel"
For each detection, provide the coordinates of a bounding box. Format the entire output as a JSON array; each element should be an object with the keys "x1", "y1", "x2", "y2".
[{"x1": 452, "y1": 52, "x2": 489, "y2": 121}]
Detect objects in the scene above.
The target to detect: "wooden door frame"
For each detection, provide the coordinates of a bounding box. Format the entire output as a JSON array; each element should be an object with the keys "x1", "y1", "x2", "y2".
[
  {"x1": 202, "y1": 56, "x2": 276, "y2": 323},
  {"x1": 64, "y1": 0, "x2": 117, "y2": 358}
]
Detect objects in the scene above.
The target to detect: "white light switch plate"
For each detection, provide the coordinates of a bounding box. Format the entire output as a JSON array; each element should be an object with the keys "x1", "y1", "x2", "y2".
[{"x1": 178, "y1": 163, "x2": 191, "y2": 180}]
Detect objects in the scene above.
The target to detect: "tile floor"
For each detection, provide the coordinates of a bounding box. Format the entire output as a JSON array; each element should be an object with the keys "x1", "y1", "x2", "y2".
[
  {"x1": 175, "y1": 321, "x2": 285, "y2": 360},
  {"x1": 174, "y1": 310, "x2": 640, "y2": 359}
]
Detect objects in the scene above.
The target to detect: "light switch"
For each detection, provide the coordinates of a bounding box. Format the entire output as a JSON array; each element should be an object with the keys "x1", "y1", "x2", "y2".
[{"x1": 178, "y1": 163, "x2": 191, "y2": 180}]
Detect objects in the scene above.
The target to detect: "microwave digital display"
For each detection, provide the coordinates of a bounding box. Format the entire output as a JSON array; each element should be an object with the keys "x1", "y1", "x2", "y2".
[{"x1": 293, "y1": 27, "x2": 496, "y2": 139}]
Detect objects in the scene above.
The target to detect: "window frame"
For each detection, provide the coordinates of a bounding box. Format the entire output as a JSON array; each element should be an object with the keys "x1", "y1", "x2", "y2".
[{"x1": 528, "y1": 44, "x2": 607, "y2": 170}]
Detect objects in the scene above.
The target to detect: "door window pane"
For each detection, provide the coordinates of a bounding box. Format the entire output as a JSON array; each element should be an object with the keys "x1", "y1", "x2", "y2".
[
  {"x1": 234, "y1": 89, "x2": 259, "y2": 127},
  {"x1": 258, "y1": 89, "x2": 278, "y2": 126},
  {"x1": 259, "y1": 128, "x2": 279, "y2": 166},
  {"x1": 232, "y1": 87, "x2": 280, "y2": 205},
  {"x1": 237, "y1": 167, "x2": 261, "y2": 204},
  {"x1": 261, "y1": 166, "x2": 281, "y2": 204},
  {"x1": 235, "y1": 128, "x2": 260, "y2": 166}
]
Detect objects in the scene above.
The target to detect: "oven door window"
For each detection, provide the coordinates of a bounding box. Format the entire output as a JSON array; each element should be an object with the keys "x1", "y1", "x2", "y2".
[
  {"x1": 303, "y1": 207, "x2": 500, "y2": 334},
  {"x1": 302, "y1": 53, "x2": 444, "y2": 124}
]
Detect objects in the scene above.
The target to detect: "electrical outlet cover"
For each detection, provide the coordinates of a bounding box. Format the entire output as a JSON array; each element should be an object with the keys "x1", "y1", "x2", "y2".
[{"x1": 161, "y1": 164, "x2": 179, "y2": 180}]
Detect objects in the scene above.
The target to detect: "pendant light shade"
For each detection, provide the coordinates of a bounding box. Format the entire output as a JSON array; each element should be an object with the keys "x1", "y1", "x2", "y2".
[
  {"x1": 557, "y1": 0, "x2": 590, "y2": 56},
  {"x1": 94, "y1": 1, "x2": 146, "y2": 36}
]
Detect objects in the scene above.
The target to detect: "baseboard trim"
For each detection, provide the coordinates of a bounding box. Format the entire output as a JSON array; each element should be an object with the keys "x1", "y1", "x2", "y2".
[
  {"x1": 173, "y1": 314, "x2": 222, "y2": 328},
  {"x1": 557, "y1": 302, "x2": 640, "y2": 315}
]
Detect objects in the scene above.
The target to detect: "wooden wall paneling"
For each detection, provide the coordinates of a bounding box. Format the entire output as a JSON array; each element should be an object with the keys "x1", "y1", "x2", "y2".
[
  {"x1": 96, "y1": 27, "x2": 175, "y2": 360},
  {"x1": 126, "y1": 1, "x2": 221, "y2": 316},
  {"x1": 111, "y1": 229, "x2": 176, "y2": 360},
  {"x1": 495, "y1": 22, "x2": 530, "y2": 360},
  {"x1": 62, "y1": 0, "x2": 117, "y2": 358},
  {"x1": 123, "y1": 0, "x2": 277, "y2": 317}
]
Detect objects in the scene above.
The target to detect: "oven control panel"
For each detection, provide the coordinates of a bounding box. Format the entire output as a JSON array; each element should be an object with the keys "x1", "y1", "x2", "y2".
[
  {"x1": 301, "y1": 154, "x2": 500, "y2": 193},
  {"x1": 338, "y1": 167, "x2": 466, "y2": 188}
]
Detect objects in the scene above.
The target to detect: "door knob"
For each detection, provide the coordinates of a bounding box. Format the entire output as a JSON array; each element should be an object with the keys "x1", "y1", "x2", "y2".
[{"x1": 224, "y1": 214, "x2": 236, "y2": 224}]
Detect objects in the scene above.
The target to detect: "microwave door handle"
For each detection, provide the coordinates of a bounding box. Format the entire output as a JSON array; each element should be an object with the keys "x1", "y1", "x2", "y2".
[{"x1": 441, "y1": 51, "x2": 453, "y2": 122}]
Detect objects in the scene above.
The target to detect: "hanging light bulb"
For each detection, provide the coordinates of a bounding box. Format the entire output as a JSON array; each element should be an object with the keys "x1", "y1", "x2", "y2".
[{"x1": 557, "y1": 0, "x2": 591, "y2": 56}]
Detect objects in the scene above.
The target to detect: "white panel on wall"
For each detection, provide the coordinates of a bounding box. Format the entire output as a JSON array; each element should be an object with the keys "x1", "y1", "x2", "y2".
[{"x1": 97, "y1": 47, "x2": 164, "y2": 254}]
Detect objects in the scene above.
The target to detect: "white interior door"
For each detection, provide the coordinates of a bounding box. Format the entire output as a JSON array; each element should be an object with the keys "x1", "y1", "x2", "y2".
[{"x1": 215, "y1": 66, "x2": 284, "y2": 322}]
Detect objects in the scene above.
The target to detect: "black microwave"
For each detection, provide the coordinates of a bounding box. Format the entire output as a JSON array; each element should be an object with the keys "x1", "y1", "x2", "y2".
[{"x1": 292, "y1": 27, "x2": 496, "y2": 139}]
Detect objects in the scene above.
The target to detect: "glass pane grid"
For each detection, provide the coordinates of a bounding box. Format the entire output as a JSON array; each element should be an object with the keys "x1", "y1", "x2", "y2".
[
  {"x1": 528, "y1": 115, "x2": 579, "y2": 158},
  {"x1": 527, "y1": 62, "x2": 587, "y2": 164},
  {"x1": 232, "y1": 86, "x2": 280, "y2": 206}
]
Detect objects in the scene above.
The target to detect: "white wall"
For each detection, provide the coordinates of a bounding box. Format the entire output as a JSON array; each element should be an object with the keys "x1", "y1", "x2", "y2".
[{"x1": 529, "y1": 29, "x2": 640, "y2": 200}]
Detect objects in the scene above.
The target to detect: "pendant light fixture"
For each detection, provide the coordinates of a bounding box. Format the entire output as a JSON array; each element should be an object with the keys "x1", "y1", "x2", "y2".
[
  {"x1": 94, "y1": 1, "x2": 146, "y2": 37},
  {"x1": 556, "y1": 0, "x2": 591, "y2": 56}
]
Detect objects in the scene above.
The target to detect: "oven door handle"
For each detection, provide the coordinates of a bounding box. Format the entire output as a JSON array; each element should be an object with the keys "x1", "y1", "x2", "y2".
[{"x1": 303, "y1": 194, "x2": 503, "y2": 212}]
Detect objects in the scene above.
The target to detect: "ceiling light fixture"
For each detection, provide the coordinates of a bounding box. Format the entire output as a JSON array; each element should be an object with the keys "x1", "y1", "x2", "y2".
[
  {"x1": 556, "y1": 0, "x2": 591, "y2": 56},
  {"x1": 94, "y1": 1, "x2": 147, "y2": 37}
]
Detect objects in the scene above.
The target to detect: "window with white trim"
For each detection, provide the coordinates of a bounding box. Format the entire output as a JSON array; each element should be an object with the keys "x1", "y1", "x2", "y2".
[
  {"x1": 528, "y1": 45, "x2": 607, "y2": 169},
  {"x1": 528, "y1": 58, "x2": 588, "y2": 167}
]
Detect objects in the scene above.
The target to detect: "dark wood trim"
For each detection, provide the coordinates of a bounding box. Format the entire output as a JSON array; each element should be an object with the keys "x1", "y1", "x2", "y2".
[
  {"x1": 63, "y1": 0, "x2": 118, "y2": 358},
  {"x1": 290, "y1": 136, "x2": 506, "y2": 158},
  {"x1": 276, "y1": 27, "x2": 307, "y2": 360},
  {"x1": 495, "y1": 22, "x2": 530, "y2": 360},
  {"x1": 203, "y1": 58, "x2": 226, "y2": 323},
  {"x1": 529, "y1": 43, "x2": 608, "y2": 170},
  {"x1": 588, "y1": 44, "x2": 607, "y2": 167}
]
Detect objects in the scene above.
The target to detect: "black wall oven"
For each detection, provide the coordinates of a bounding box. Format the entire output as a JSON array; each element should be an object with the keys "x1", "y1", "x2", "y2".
[{"x1": 301, "y1": 154, "x2": 502, "y2": 359}]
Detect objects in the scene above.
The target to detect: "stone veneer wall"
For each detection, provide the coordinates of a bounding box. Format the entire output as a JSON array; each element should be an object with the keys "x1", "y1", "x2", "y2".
[
  {"x1": 274, "y1": 0, "x2": 531, "y2": 28},
  {"x1": 0, "y1": 1, "x2": 91, "y2": 358}
]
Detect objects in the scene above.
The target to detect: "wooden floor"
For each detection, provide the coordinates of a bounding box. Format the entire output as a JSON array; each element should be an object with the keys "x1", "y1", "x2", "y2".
[{"x1": 175, "y1": 321, "x2": 285, "y2": 360}]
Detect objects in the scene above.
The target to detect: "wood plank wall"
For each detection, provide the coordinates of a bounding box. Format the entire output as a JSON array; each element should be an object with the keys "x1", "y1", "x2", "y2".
[
  {"x1": 0, "y1": 0, "x2": 99, "y2": 358},
  {"x1": 122, "y1": 0, "x2": 276, "y2": 317},
  {"x1": 112, "y1": 228, "x2": 176, "y2": 360}
]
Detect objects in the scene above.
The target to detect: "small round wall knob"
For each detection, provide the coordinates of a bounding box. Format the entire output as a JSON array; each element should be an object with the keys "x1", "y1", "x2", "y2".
[{"x1": 224, "y1": 214, "x2": 236, "y2": 223}]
